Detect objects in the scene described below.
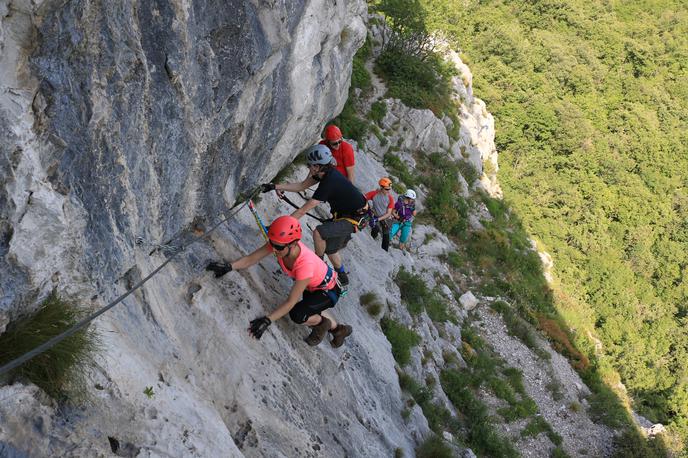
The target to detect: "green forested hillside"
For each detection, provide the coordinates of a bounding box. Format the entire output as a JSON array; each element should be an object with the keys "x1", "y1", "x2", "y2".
[{"x1": 423, "y1": 0, "x2": 688, "y2": 448}]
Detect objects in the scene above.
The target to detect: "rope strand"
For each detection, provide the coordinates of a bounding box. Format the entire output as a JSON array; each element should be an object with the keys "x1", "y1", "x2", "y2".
[{"x1": 0, "y1": 187, "x2": 260, "y2": 376}]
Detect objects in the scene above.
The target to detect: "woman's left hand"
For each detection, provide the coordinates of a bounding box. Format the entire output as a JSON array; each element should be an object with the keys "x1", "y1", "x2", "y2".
[{"x1": 248, "y1": 316, "x2": 271, "y2": 339}]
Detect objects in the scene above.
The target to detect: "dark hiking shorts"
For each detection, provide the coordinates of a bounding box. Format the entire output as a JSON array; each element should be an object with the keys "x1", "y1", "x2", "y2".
[
  {"x1": 315, "y1": 220, "x2": 356, "y2": 255},
  {"x1": 289, "y1": 289, "x2": 339, "y2": 324}
]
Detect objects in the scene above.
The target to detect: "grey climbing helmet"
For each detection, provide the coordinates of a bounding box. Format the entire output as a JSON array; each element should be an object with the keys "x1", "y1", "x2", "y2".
[{"x1": 305, "y1": 144, "x2": 333, "y2": 165}]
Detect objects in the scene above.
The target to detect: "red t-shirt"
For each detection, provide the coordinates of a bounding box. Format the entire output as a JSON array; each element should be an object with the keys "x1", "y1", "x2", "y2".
[
  {"x1": 320, "y1": 140, "x2": 355, "y2": 178},
  {"x1": 270, "y1": 241, "x2": 336, "y2": 291}
]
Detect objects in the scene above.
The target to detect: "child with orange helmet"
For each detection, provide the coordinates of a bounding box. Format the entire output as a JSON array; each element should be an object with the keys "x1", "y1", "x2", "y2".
[{"x1": 206, "y1": 215, "x2": 352, "y2": 347}]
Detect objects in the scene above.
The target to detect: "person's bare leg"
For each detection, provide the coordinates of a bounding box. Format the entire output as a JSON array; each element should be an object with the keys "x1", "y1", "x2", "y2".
[
  {"x1": 321, "y1": 310, "x2": 338, "y2": 330},
  {"x1": 313, "y1": 228, "x2": 326, "y2": 258},
  {"x1": 327, "y1": 251, "x2": 342, "y2": 270},
  {"x1": 304, "y1": 314, "x2": 322, "y2": 326}
]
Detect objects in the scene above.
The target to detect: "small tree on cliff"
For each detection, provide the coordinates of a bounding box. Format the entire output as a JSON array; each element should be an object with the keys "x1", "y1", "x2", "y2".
[{"x1": 374, "y1": 0, "x2": 436, "y2": 60}]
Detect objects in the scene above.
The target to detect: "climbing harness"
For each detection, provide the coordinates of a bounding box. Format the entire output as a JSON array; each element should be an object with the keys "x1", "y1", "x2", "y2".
[
  {"x1": 332, "y1": 207, "x2": 371, "y2": 232},
  {"x1": 0, "y1": 186, "x2": 262, "y2": 377}
]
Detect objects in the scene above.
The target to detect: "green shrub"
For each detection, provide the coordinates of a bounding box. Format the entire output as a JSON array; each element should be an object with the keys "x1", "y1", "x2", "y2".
[
  {"x1": 551, "y1": 447, "x2": 570, "y2": 458},
  {"x1": 383, "y1": 152, "x2": 417, "y2": 188},
  {"x1": 521, "y1": 416, "x2": 562, "y2": 446},
  {"x1": 419, "y1": 153, "x2": 470, "y2": 237},
  {"x1": 0, "y1": 292, "x2": 99, "y2": 401},
  {"x1": 351, "y1": 36, "x2": 372, "y2": 93},
  {"x1": 447, "y1": 113, "x2": 461, "y2": 141},
  {"x1": 610, "y1": 429, "x2": 667, "y2": 458},
  {"x1": 398, "y1": 371, "x2": 458, "y2": 434},
  {"x1": 375, "y1": 49, "x2": 456, "y2": 116},
  {"x1": 457, "y1": 159, "x2": 480, "y2": 185},
  {"x1": 395, "y1": 269, "x2": 453, "y2": 322},
  {"x1": 367, "y1": 302, "x2": 383, "y2": 317},
  {"x1": 445, "y1": 251, "x2": 462, "y2": 269},
  {"x1": 498, "y1": 398, "x2": 538, "y2": 421},
  {"x1": 395, "y1": 268, "x2": 429, "y2": 315},
  {"x1": 360, "y1": 291, "x2": 380, "y2": 307},
  {"x1": 424, "y1": 294, "x2": 453, "y2": 323},
  {"x1": 333, "y1": 99, "x2": 368, "y2": 144},
  {"x1": 398, "y1": 372, "x2": 432, "y2": 405},
  {"x1": 369, "y1": 100, "x2": 387, "y2": 125},
  {"x1": 441, "y1": 369, "x2": 519, "y2": 457},
  {"x1": 381, "y1": 318, "x2": 421, "y2": 366},
  {"x1": 416, "y1": 435, "x2": 453, "y2": 458}
]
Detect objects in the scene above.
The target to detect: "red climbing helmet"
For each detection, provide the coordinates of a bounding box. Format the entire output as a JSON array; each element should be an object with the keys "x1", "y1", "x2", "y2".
[
  {"x1": 267, "y1": 215, "x2": 302, "y2": 244},
  {"x1": 324, "y1": 125, "x2": 342, "y2": 142}
]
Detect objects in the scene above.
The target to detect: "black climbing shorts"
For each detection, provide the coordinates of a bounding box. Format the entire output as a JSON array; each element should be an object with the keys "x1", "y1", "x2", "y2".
[
  {"x1": 289, "y1": 289, "x2": 338, "y2": 324},
  {"x1": 315, "y1": 220, "x2": 356, "y2": 255}
]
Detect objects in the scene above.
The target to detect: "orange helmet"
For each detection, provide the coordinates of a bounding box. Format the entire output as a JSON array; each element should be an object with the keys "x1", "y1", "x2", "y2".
[
  {"x1": 267, "y1": 216, "x2": 302, "y2": 244},
  {"x1": 378, "y1": 177, "x2": 392, "y2": 188},
  {"x1": 324, "y1": 125, "x2": 342, "y2": 142}
]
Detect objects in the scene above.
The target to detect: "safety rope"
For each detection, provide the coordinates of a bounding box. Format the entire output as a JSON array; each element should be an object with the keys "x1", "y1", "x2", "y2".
[
  {"x1": 279, "y1": 194, "x2": 328, "y2": 223},
  {"x1": 0, "y1": 187, "x2": 261, "y2": 377},
  {"x1": 248, "y1": 199, "x2": 269, "y2": 242}
]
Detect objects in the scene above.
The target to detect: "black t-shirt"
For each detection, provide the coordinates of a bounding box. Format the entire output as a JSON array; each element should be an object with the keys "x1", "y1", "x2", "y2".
[{"x1": 312, "y1": 169, "x2": 366, "y2": 217}]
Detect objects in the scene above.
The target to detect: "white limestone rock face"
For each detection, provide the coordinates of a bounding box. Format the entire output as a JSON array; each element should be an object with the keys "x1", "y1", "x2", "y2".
[
  {"x1": 444, "y1": 49, "x2": 502, "y2": 198},
  {"x1": 380, "y1": 99, "x2": 451, "y2": 153},
  {"x1": 363, "y1": 24, "x2": 501, "y2": 197},
  {"x1": 0, "y1": 383, "x2": 109, "y2": 456},
  {"x1": 1, "y1": 1, "x2": 436, "y2": 456}
]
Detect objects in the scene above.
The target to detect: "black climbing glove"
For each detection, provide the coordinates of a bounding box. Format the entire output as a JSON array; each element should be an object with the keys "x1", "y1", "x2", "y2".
[
  {"x1": 261, "y1": 183, "x2": 276, "y2": 193},
  {"x1": 205, "y1": 261, "x2": 233, "y2": 278},
  {"x1": 248, "y1": 316, "x2": 271, "y2": 340}
]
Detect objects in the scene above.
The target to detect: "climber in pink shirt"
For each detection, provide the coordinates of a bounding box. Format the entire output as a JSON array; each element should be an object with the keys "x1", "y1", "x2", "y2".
[{"x1": 206, "y1": 215, "x2": 352, "y2": 347}]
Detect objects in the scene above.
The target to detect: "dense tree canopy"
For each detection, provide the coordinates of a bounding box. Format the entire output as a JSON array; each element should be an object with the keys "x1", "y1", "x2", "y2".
[{"x1": 424, "y1": 0, "x2": 688, "y2": 446}]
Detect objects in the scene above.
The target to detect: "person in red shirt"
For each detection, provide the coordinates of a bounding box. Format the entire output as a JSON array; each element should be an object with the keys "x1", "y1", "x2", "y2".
[
  {"x1": 205, "y1": 215, "x2": 352, "y2": 348},
  {"x1": 320, "y1": 124, "x2": 356, "y2": 183},
  {"x1": 364, "y1": 177, "x2": 395, "y2": 251}
]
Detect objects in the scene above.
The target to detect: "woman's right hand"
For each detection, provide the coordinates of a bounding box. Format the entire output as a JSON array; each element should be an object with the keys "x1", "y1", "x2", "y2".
[{"x1": 205, "y1": 261, "x2": 233, "y2": 277}]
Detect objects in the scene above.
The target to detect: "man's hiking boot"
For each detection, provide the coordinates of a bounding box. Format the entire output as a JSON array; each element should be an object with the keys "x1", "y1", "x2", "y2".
[
  {"x1": 329, "y1": 324, "x2": 352, "y2": 348},
  {"x1": 305, "y1": 317, "x2": 331, "y2": 346}
]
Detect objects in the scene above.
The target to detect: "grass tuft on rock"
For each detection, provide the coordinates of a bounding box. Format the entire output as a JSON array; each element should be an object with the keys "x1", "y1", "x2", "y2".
[
  {"x1": 381, "y1": 317, "x2": 420, "y2": 366},
  {"x1": 0, "y1": 292, "x2": 99, "y2": 401},
  {"x1": 415, "y1": 435, "x2": 453, "y2": 458},
  {"x1": 395, "y1": 268, "x2": 454, "y2": 323},
  {"x1": 360, "y1": 291, "x2": 384, "y2": 317}
]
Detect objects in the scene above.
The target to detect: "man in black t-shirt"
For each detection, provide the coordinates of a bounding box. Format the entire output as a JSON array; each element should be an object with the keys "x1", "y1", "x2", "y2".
[{"x1": 262, "y1": 144, "x2": 367, "y2": 287}]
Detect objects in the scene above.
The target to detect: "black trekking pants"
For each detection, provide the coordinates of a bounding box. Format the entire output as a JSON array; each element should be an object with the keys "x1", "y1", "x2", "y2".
[{"x1": 371, "y1": 220, "x2": 390, "y2": 251}]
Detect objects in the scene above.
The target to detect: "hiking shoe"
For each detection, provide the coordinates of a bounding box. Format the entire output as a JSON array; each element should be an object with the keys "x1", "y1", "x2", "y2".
[
  {"x1": 329, "y1": 324, "x2": 352, "y2": 348},
  {"x1": 337, "y1": 270, "x2": 349, "y2": 286},
  {"x1": 304, "y1": 317, "x2": 331, "y2": 346}
]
